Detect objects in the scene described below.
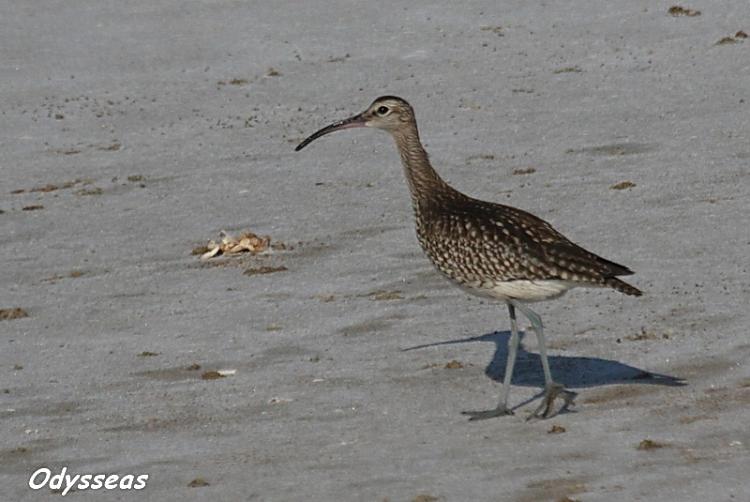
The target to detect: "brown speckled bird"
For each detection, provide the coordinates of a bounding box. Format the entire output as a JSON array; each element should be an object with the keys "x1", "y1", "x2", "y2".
[{"x1": 295, "y1": 96, "x2": 642, "y2": 419}]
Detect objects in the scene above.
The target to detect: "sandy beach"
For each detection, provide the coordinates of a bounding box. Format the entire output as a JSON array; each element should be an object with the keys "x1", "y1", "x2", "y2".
[{"x1": 2, "y1": 1, "x2": 749, "y2": 500}]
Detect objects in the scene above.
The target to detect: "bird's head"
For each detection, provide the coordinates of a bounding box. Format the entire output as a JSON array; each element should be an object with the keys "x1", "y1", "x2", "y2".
[{"x1": 295, "y1": 96, "x2": 415, "y2": 151}]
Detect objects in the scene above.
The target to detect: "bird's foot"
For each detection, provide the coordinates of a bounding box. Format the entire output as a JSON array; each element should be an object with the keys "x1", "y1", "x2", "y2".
[
  {"x1": 461, "y1": 406, "x2": 514, "y2": 421},
  {"x1": 527, "y1": 382, "x2": 577, "y2": 420}
]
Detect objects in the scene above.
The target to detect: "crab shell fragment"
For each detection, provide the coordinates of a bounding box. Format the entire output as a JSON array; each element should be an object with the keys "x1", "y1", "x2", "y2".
[{"x1": 200, "y1": 231, "x2": 271, "y2": 260}]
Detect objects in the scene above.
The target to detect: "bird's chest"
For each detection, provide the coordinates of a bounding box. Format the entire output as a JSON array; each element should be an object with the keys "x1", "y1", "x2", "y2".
[{"x1": 414, "y1": 209, "x2": 503, "y2": 286}]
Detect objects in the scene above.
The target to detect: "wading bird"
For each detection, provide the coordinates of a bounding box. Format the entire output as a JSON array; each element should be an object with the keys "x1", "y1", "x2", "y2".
[{"x1": 295, "y1": 96, "x2": 641, "y2": 419}]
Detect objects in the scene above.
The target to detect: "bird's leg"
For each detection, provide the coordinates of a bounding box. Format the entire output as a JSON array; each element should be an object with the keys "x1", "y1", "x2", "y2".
[
  {"x1": 462, "y1": 303, "x2": 521, "y2": 420},
  {"x1": 510, "y1": 300, "x2": 577, "y2": 419}
]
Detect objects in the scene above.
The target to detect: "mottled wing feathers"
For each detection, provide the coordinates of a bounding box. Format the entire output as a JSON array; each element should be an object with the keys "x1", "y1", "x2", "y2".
[
  {"x1": 419, "y1": 195, "x2": 636, "y2": 287},
  {"x1": 478, "y1": 200, "x2": 635, "y2": 281},
  {"x1": 542, "y1": 240, "x2": 634, "y2": 277}
]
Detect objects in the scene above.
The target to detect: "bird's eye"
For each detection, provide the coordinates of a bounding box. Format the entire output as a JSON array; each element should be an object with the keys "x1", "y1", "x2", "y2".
[{"x1": 377, "y1": 106, "x2": 389, "y2": 116}]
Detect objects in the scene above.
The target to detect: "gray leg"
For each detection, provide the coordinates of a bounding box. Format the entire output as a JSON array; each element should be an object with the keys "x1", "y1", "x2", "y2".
[
  {"x1": 510, "y1": 300, "x2": 577, "y2": 419},
  {"x1": 511, "y1": 301, "x2": 552, "y2": 384},
  {"x1": 498, "y1": 303, "x2": 520, "y2": 408},
  {"x1": 462, "y1": 303, "x2": 521, "y2": 421}
]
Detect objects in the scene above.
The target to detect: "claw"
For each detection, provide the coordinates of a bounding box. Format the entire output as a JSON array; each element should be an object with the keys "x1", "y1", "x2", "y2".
[{"x1": 527, "y1": 382, "x2": 578, "y2": 420}]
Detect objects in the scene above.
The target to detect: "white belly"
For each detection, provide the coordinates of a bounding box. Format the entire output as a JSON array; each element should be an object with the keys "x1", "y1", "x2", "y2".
[{"x1": 456, "y1": 279, "x2": 579, "y2": 302}]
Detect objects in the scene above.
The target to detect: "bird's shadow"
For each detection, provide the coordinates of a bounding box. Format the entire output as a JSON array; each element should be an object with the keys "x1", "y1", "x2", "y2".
[{"x1": 403, "y1": 330, "x2": 685, "y2": 390}]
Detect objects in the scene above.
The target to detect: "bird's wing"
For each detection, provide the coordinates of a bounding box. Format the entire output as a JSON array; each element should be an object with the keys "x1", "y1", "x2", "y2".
[{"x1": 474, "y1": 200, "x2": 634, "y2": 280}]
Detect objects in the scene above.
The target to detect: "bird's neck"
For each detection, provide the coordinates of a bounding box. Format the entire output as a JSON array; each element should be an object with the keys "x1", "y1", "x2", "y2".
[{"x1": 392, "y1": 125, "x2": 453, "y2": 204}]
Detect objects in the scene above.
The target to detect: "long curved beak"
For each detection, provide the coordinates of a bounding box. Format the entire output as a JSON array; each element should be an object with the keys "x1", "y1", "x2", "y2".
[{"x1": 295, "y1": 113, "x2": 367, "y2": 151}]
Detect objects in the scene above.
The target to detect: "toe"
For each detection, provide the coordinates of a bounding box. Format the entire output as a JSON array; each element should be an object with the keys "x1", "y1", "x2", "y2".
[{"x1": 462, "y1": 408, "x2": 514, "y2": 421}]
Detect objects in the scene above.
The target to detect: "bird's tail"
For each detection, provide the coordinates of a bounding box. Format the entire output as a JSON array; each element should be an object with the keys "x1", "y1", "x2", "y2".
[{"x1": 605, "y1": 277, "x2": 643, "y2": 297}]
